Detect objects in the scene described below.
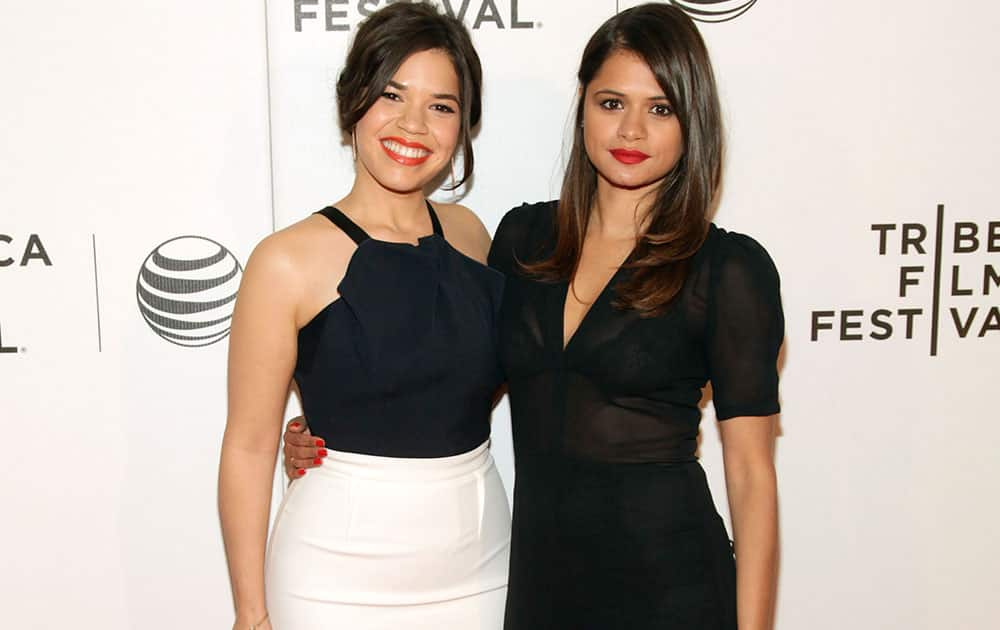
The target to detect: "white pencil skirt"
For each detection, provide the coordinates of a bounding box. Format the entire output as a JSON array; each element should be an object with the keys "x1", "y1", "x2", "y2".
[{"x1": 265, "y1": 441, "x2": 511, "y2": 629}]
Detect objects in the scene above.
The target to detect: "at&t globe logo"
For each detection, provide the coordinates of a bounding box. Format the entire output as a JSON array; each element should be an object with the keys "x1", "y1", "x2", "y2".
[
  {"x1": 137, "y1": 236, "x2": 243, "y2": 347},
  {"x1": 668, "y1": 0, "x2": 757, "y2": 22}
]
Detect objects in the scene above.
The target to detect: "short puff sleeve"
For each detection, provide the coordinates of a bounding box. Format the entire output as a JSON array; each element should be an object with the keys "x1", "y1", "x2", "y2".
[
  {"x1": 707, "y1": 231, "x2": 784, "y2": 420},
  {"x1": 487, "y1": 201, "x2": 555, "y2": 276}
]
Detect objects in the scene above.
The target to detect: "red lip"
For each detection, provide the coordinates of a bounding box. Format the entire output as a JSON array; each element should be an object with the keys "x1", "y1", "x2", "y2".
[
  {"x1": 380, "y1": 136, "x2": 433, "y2": 166},
  {"x1": 610, "y1": 149, "x2": 650, "y2": 164}
]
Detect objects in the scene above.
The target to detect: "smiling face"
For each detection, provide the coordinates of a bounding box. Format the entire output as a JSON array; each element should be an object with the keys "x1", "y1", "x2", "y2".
[
  {"x1": 582, "y1": 50, "x2": 684, "y2": 194},
  {"x1": 353, "y1": 48, "x2": 462, "y2": 195}
]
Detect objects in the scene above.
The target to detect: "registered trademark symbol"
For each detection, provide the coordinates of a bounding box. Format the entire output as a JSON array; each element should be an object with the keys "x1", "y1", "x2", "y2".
[
  {"x1": 19, "y1": 347, "x2": 27, "y2": 353},
  {"x1": 535, "y1": 21, "x2": 542, "y2": 28}
]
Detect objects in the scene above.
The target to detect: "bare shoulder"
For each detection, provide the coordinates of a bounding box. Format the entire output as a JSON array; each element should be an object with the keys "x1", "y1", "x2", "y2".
[
  {"x1": 243, "y1": 227, "x2": 301, "y2": 288},
  {"x1": 247, "y1": 218, "x2": 315, "y2": 277},
  {"x1": 432, "y1": 202, "x2": 491, "y2": 264},
  {"x1": 262, "y1": 214, "x2": 356, "y2": 266},
  {"x1": 241, "y1": 214, "x2": 356, "y2": 324}
]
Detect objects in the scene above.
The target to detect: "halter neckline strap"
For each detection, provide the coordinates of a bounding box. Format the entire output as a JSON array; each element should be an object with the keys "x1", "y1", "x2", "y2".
[{"x1": 317, "y1": 201, "x2": 444, "y2": 245}]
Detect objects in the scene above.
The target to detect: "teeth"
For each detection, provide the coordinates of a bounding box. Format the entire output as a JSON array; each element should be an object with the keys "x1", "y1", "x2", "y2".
[{"x1": 382, "y1": 140, "x2": 430, "y2": 159}]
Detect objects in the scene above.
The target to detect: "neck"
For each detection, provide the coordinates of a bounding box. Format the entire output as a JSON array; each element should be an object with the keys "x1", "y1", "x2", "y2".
[
  {"x1": 590, "y1": 175, "x2": 658, "y2": 240},
  {"x1": 335, "y1": 166, "x2": 428, "y2": 232}
]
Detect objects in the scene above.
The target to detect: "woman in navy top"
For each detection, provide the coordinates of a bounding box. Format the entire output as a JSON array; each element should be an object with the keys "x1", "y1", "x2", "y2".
[{"x1": 220, "y1": 5, "x2": 510, "y2": 629}]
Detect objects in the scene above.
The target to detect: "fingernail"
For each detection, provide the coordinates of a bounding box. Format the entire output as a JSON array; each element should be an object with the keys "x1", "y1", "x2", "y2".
[
  {"x1": 318, "y1": 448, "x2": 328, "y2": 457},
  {"x1": 296, "y1": 468, "x2": 306, "y2": 477},
  {"x1": 315, "y1": 438, "x2": 325, "y2": 447},
  {"x1": 290, "y1": 422, "x2": 301, "y2": 429},
  {"x1": 313, "y1": 458, "x2": 323, "y2": 465}
]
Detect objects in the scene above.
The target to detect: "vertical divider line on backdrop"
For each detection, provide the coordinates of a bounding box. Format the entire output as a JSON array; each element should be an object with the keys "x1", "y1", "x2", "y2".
[
  {"x1": 91, "y1": 233, "x2": 103, "y2": 352},
  {"x1": 930, "y1": 203, "x2": 944, "y2": 357},
  {"x1": 263, "y1": 0, "x2": 278, "y2": 233}
]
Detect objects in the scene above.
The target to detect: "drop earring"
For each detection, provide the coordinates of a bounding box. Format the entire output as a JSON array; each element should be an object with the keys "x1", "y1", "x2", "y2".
[{"x1": 351, "y1": 130, "x2": 358, "y2": 160}]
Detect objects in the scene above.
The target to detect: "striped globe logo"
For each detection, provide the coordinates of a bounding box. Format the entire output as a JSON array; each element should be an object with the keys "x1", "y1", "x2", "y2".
[
  {"x1": 668, "y1": 0, "x2": 757, "y2": 22},
  {"x1": 137, "y1": 236, "x2": 243, "y2": 347}
]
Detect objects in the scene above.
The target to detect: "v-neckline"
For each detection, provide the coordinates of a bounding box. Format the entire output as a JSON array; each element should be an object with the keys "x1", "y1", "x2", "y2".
[{"x1": 560, "y1": 264, "x2": 626, "y2": 352}]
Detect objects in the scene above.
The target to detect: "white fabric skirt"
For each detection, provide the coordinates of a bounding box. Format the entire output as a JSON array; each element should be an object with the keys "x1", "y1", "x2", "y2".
[{"x1": 265, "y1": 441, "x2": 510, "y2": 629}]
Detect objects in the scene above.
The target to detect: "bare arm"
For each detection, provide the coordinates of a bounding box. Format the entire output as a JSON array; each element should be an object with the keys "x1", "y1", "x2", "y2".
[
  {"x1": 719, "y1": 415, "x2": 778, "y2": 630},
  {"x1": 218, "y1": 239, "x2": 300, "y2": 628}
]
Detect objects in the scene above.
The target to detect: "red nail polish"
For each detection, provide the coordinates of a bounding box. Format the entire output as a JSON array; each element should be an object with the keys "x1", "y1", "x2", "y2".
[
  {"x1": 296, "y1": 468, "x2": 306, "y2": 476},
  {"x1": 313, "y1": 458, "x2": 322, "y2": 465},
  {"x1": 290, "y1": 422, "x2": 300, "y2": 429},
  {"x1": 315, "y1": 438, "x2": 325, "y2": 447},
  {"x1": 318, "y1": 448, "x2": 328, "y2": 457}
]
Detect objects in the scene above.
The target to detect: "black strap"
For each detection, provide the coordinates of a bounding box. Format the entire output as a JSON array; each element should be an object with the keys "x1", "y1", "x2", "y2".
[
  {"x1": 317, "y1": 206, "x2": 370, "y2": 245},
  {"x1": 317, "y1": 201, "x2": 444, "y2": 243},
  {"x1": 426, "y1": 200, "x2": 444, "y2": 238}
]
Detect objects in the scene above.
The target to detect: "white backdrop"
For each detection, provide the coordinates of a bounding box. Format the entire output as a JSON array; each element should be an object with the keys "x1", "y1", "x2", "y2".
[{"x1": 1, "y1": 1, "x2": 998, "y2": 628}]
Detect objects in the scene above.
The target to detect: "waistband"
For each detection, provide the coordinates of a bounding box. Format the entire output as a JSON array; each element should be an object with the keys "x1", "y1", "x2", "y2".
[
  {"x1": 313, "y1": 439, "x2": 493, "y2": 482},
  {"x1": 515, "y1": 451, "x2": 699, "y2": 469}
]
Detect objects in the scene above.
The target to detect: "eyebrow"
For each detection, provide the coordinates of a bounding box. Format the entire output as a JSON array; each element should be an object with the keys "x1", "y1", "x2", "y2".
[
  {"x1": 593, "y1": 89, "x2": 669, "y2": 101},
  {"x1": 387, "y1": 80, "x2": 460, "y2": 104}
]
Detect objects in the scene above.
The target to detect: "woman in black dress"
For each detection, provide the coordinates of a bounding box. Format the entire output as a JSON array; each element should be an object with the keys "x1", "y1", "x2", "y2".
[
  {"x1": 285, "y1": 4, "x2": 781, "y2": 628},
  {"x1": 487, "y1": 6, "x2": 782, "y2": 628}
]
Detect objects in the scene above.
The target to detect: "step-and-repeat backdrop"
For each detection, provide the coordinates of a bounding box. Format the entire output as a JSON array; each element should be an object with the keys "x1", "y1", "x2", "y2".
[{"x1": 2, "y1": 1, "x2": 997, "y2": 628}]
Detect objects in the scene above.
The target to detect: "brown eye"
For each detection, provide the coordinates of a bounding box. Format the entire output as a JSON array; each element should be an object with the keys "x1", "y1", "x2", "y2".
[
  {"x1": 600, "y1": 98, "x2": 624, "y2": 111},
  {"x1": 651, "y1": 103, "x2": 674, "y2": 117}
]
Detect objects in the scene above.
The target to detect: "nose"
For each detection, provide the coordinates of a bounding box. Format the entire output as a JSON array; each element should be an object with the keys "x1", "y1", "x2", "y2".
[
  {"x1": 397, "y1": 102, "x2": 428, "y2": 135},
  {"x1": 618, "y1": 108, "x2": 646, "y2": 142}
]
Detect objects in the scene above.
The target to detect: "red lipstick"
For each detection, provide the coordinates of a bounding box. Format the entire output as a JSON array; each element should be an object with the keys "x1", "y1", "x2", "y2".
[
  {"x1": 380, "y1": 136, "x2": 433, "y2": 166},
  {"x1": 609, "y1": 149, "x2": 650, "y2": 164}
]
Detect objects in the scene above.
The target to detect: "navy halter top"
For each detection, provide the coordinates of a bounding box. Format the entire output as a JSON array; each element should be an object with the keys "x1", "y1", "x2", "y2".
[{"x1": 293, "y1": 202, "x2": 505, "y2": 458}]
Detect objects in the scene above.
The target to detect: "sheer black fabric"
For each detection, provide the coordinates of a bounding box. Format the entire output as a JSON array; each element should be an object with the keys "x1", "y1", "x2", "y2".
[
  {"x1": 293, "y1": 203, "x2": 505, "y2": 458},
  {"x1": 489, "y1": 201, "x2": 783, "y2": 629}
]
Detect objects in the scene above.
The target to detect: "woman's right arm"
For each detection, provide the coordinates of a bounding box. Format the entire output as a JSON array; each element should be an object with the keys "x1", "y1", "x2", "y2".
[{"x1": 218, "y1": 238, "x2": 300, "y2": 629}]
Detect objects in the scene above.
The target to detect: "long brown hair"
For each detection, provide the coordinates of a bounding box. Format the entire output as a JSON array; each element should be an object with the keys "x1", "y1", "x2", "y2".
[
  {"x1": 336, "y1": 2, "x2": 482, "y2": 189},
  {"x1": 524, "y1": 3, "x2": 723, "y2": 316}
]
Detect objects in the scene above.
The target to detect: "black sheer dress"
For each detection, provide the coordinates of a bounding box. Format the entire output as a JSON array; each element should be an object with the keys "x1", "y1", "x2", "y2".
[{"x1": 488, "y1": 201, "x2": 783, "y2": 630}]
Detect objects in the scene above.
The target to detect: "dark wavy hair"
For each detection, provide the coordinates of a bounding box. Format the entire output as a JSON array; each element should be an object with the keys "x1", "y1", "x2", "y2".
[
  {"x1": 524, "y1": 3, "x2": 723, "y2": 316},
  {"x1": 336, "y1": 2, "x2": 482, "y2": 188}
]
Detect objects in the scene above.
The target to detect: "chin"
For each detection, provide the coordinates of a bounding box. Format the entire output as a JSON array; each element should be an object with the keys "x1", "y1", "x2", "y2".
[
  {"x1": 370, "y1": 167, "x2": 435, "y2": 195},
  {"x1": 601, "y1": 172, "x2": 658, "y2": 191},
  {"x1": 376, "y1": 178, "x2": 426, "y2": 195}
]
